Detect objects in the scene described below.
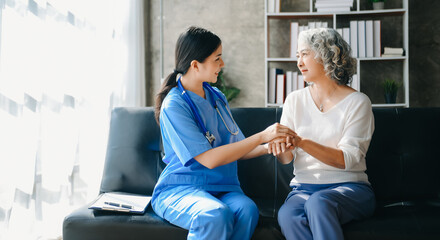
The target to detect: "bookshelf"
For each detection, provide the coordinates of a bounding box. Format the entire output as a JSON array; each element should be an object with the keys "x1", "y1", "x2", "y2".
[{"x1": 264, "y1": 0, "x2": 409, "y2": 108}]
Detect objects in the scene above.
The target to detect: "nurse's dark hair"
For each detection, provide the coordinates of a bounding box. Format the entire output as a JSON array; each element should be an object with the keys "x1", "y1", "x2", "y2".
[{"x1": 154, "y1": 26, "x2": 222, "y2": 124}]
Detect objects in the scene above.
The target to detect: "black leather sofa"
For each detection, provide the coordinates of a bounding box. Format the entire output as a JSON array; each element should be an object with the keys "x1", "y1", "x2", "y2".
[{"x1": 63, "y1": 107, "x2": 440, "y2": 240}]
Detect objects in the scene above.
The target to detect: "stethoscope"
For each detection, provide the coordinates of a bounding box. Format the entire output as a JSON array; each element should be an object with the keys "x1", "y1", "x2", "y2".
[{"x1": 176, "y1": 75, "x2": 239, "y2": 146}]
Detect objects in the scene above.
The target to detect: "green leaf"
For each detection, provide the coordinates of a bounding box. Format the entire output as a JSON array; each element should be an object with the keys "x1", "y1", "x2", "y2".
[
  {"x1": 209, "y1": 70, "x2": 240, "y2": 102},
  {"x1": 382, "y1": 79, "x2": 401, "y2": 94},
  {"x1": 223, "y1": 87, "x2": 240, "y2": 102}
]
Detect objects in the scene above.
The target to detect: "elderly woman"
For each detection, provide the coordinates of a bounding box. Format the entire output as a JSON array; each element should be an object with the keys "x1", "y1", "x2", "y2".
[{"x1": 271, "y1": 28, "x2": 376, "y2": 240}]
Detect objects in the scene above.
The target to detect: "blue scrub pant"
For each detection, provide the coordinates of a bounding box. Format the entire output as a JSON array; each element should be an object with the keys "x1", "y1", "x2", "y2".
[
  {"x1": 152, "y1": 185, "x2": 259, "y2": 240},
  {"x1": 277, "y1": 182, "x2": 375, "y2": 240}
]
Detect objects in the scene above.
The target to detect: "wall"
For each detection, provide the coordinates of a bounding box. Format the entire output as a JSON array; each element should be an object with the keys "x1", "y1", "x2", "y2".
[
  {"x1": 409, "y1": 0, "x2": 440, "y2": 107},
  {"x1": 145, "y1": 0, "x2": 440, "y2": 107},
  {"x1": 146, "y1": 0, "x2": 267, "y2": 107}
]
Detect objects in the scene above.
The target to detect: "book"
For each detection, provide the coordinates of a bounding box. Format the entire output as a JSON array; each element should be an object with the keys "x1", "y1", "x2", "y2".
[
  {"x1": 290, "y1": 22, "x2": 299, "y2": 58},
  {"x1": 316, "y1": 0, "x2": 353, "y2": 2},
  {"x1": 315, "y1": 2, "x2": 353, "y2": 8},
  {"x1": 315, "y1": 0, "x2": 353, "y2": 11},
  {"x1": 337, "y1": 28, "x2": 343, "y2": 36},
  {"x1": 89, "y1": 192, "x2": 151, "y2": 214},
  {"x1": 383, "y1": 47, "x2": 404, "y2": 55},
  {"x1": 286, "y1": 71, "x2": 293, "y2": 95},
  {"x1": 351, "y1": 74, "x2": 359, "y2": 91},
  {"x1": 358, "y1": 20, "x2": 366, "y2": 58},
  {"x1": 316, "y1": 7, "x2": 351, "y2": 12},
  {"x1": 269, "y1": 68, "x2": 283, "y2": 103},
  {"x1": 382, "y1": 54, "x2": 403, "y2": 57},
  {"x1": 293, "y1": 71, "x2": 298, "y2": 91},
  {"x1": 267, "y1": 0, "x2": 275, "y2": 13},
  {"x1": 373, "y1": 20, "x2": 381, "y2": 57},
  {"x1": 350, "y1": 20, "x2": 358, "y2": 58},
  {"x1": 276, "y1": 74, "x2": 286, "y2": 104},
  {"x1": 275, "y1": 0, "x2": 281, "y2": 13},
  {"x1": 343, "y1": 27, "x2": 350, "y2": 46},
  {"x1": 297, "y1": 75, "x2": 305, "y2": 90},
  {"x1": 366, "y1": 20, "x2": 374, "y2": 57}
]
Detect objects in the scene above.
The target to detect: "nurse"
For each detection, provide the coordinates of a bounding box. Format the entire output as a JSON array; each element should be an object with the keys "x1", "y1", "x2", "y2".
[{"x1": 152, "y1": 26, "x2": 295, "y2": 240}]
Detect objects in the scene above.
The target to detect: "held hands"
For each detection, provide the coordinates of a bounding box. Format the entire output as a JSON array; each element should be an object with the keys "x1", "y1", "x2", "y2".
[
  {"x1": 265, "y1": 130, "x2": 302, "y2": 156},
  {"x1": 260, "y1": 123, "x2": 301, "y2": 156},
  {"x1": 260, "y1": 123, "x2": 297, "y2": 144}
]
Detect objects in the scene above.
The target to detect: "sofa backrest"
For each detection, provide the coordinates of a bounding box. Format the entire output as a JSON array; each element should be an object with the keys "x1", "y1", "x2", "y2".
[
  {"x1": 231, "y1": 108, "x2": 280, "y2": 217},
  {"x1": 99, "y1": 107, "x2": 440, "y2": 210},
  {"x1": 366, "y1": 108, "x2": 440, "y2": 205},
  {"x1": 231, "y1": 108, "x2": 293, "y2": 217},
  {"x1": 100, "y1": 107, "x2": 162, "y2": 195}
]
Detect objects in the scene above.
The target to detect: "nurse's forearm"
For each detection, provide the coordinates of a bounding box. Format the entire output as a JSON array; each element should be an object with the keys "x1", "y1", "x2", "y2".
[
  {"x1": 194, "y1": 132, "x2": 266, "y2": 169},
  {"x1": 240, "y1": 145, "x2": 267, "y2": 160}
]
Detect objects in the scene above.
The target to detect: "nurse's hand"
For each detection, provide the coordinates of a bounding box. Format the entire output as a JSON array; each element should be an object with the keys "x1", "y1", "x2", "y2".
[{"x1": 259, "y1": 123, "x2": 296, "y2": 144}]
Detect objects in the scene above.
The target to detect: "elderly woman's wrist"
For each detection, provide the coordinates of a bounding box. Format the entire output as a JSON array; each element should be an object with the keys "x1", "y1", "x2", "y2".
[{"x1": 297, "y1": 137, "x2": 305, "y2": 149}]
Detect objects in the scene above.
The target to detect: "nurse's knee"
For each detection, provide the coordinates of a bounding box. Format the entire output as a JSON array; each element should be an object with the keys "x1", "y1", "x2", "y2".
[
  {"x1": 194, "y1": 205, "x2": 234, "y2": 229},
  {"x1": 240, "y1": 200, "x2": 259, "y2": 221}
]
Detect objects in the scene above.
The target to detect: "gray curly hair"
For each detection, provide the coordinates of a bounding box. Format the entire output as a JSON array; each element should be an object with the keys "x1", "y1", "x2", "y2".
[{"x1": 298, "y1": 28, "x2": 356, "y2": 85}]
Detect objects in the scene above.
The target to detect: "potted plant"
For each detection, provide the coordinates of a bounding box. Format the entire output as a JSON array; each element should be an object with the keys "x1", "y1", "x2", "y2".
[
  {"x1": 210, "y1": 70, "x2": 240, "y2": 103},
  {"x1": 382, "y1": 78, "x2": 401, "y2": 104},
  {"x1": 370, "y1": 0, "x2": 385, "y2": 10}
]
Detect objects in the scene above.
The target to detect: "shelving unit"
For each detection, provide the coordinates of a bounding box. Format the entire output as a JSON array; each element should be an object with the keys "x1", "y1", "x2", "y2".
[{"x1": 264, "y1": 0, "x2": 409, "y2": 108}]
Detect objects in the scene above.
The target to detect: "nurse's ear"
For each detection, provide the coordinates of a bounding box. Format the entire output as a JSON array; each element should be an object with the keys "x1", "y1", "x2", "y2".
[{"x1": 190, "y1": 60, "x2": 200, "y2": 72}]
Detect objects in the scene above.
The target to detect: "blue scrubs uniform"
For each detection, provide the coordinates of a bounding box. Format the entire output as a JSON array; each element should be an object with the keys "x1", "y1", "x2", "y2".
[{"x1": 152, "y1": 86, "x2": 259, "y2": 240}]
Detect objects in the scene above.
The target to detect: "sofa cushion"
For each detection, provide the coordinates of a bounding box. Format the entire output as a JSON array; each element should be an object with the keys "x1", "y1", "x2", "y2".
[
  {"x1": 343, "y1": 202, "x2": 440, "y2": 240},
  {"x1": 63, "y1": 205, "x2": 188, "y2": 240}
]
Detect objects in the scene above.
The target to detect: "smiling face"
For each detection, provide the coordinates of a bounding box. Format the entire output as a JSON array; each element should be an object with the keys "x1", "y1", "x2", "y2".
[
  {"x1": 198, "y1": 44, "x2": 225, "y2": 84},
  {"x1": 296, "y1": 41, "x2": 327, "y2": 83}
]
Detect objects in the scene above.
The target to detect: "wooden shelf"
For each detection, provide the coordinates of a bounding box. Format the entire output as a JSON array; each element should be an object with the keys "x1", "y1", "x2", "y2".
[
  {"x1": 267, "y1": 9, "x2": 406, "y2": 18},
  {"x1": 264, "y1": 0, "x2": 409, "y2": 107},
  {"x1": 372, "y1": 103, "x2": 408, "y2": 108}
]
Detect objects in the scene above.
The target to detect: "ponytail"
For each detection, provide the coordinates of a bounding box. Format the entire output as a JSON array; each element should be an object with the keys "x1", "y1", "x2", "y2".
[{"x1": 154, "y1": 71, "x2": 179, "y2": 124}]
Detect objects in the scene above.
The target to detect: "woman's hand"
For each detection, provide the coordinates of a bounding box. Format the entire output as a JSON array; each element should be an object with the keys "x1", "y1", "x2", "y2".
[
  {"x1": 267, "y1": 135, "x2": 298, "y2": 156},
  {"x1": 259, "y1": 123, "x2": 296, "y2": 144}
]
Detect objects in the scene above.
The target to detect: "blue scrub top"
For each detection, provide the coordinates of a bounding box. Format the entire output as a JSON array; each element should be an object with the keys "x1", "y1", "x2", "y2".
[{"x1": 152, "y1": 85, "x2": 245, "y2": 198}]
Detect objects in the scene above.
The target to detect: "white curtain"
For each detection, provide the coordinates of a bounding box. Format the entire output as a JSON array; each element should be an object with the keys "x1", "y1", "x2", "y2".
[{"x1": 0, "y1": 0, "x2": 145, "y2": 239}]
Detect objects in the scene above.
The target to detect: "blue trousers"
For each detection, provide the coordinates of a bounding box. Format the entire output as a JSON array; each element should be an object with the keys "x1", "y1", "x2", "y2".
[
  {"x1": 152, "y1": 186, "x2": 259, "y2": 240},
  {"x1": 277, "y1": 182, "x2": 375, "y2": 240}
]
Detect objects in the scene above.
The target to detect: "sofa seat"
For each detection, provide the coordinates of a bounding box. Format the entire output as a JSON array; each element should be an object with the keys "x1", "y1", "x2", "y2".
[
  {"x1": 63, "y1": 204, "x2": 188, "y2": 240},
  {"x1": 343, "y1": 200, "x2": 440, "y2": 240}
]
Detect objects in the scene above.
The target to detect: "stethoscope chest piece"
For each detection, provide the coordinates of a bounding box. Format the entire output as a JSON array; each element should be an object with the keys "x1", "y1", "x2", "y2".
[
  {"x1": 205, "y1": 131, "x2": 216, "y2": 145},
  {"x1": 177, "y1": 76, "x2": 239, "y2": 145}
]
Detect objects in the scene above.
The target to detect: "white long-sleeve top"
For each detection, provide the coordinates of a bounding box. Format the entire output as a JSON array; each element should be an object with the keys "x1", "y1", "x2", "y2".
[{"x1": 281, "y1": 87, "x2": 374, "y2": 185}]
